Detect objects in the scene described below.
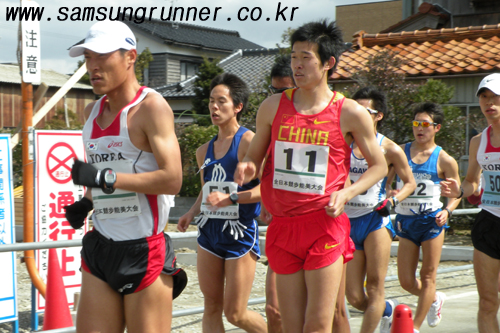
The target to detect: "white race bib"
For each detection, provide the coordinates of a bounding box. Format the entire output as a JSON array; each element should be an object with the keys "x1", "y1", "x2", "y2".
[
  {"x1": 201, "y1": 181, "x2": 239, "y2": 219},
  {"x1": 273, "y1": 141, "x2": 329, "y2": 194},
  {"x1": 481, "y1": 171, "x2": 500, "y2": 206}
]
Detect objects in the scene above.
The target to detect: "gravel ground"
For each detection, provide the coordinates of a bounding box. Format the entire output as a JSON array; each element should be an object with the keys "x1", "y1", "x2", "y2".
[{"x1": 0, "y1": 230, "x2": 476, "y2": 333}]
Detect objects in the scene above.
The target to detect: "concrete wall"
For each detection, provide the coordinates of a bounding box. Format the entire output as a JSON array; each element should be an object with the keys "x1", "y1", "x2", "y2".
[{"x1": 336, "y1": 0, "x2": 403, "y2": 41}]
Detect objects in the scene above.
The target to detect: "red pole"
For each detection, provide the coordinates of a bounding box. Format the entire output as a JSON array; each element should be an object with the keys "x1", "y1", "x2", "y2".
[{"x1": 22, "y1": 79, "x2": 46, "y2": 297}]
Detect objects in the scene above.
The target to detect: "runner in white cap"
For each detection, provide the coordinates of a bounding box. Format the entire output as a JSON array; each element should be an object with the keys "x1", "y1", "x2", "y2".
[
  {"x1": 442, "y1": 73, "x2": 500, "y2": 333},
  {"x1": 65, "y1": 21, "x2": 187, "y2": 333}
]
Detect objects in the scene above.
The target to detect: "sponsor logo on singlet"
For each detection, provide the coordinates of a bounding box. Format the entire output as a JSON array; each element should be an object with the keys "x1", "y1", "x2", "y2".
[
  {"x1": 413, "y1": 173, "x2": 432, "y2": 180},
  {"x1": 107, "y1": 141, "x2": 123, "y2": 148}
]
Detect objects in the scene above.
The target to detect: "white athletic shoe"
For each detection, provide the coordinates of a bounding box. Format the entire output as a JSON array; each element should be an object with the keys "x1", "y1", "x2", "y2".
[
  {"x1": 380, "y1": 299, "x2": 399, "y2": 333},
  {"x1": 427, "y1": 291, "x2": 446, "y2": 327}
]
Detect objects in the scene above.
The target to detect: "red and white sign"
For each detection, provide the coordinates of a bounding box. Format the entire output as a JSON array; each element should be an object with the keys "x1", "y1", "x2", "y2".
[{"x1": 34, "y1": 130, "x2": 86, "y2": 311}]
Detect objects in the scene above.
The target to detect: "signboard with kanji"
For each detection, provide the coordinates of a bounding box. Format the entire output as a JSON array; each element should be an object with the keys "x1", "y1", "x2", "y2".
[
  {"x1": 0, "y1": 135, "x2": 17, "y2": 324},
  {"x1": 34, "y1": 130, "x2": 86, "y2": 311},
  {"x1": 21, "y1": 0, "x2": 41, "y2": 84}
]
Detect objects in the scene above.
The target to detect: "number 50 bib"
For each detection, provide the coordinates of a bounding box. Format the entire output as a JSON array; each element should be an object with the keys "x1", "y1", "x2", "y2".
[{"x1": 273, "y1": 141, "x2": 329, "y2": 195}]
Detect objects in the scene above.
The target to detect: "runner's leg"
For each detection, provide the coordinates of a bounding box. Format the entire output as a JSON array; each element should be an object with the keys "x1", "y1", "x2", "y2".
[
  {"x1": 197, "y1": 245, "x2": 225, "y2": 332},
  {"x1": 76, "y1": 270, "x2": 125, "y2": 333},
  {"x1": 332, "y1": 263, "x2": 351, "y2": 333},
  {"x1": 474, "y1": 249, "x2": 500, "y2": 333},
  {"x1": 124, "y1": 274, "x2": 173, "y2": 333},
  {"x1": 224, "y1": 252, "x2": 267, "y2": 333},
  {"x1": 412, "y1": 231, "x2": 444, "y2": 330},
  {"x1": 265, "y1": 266, "x2": 282, "y2": 333},
  {"x1": 360, "y1": 227, "x2": 392, "y2": 333}
]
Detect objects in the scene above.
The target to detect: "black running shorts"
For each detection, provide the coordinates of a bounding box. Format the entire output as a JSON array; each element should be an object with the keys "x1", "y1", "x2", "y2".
[
  {"x1": 81, "y1": 229, "x2": 187, "y2": 298},
  {"x1": 471, "y1": 209, "x2": 500, "y2": 260}
]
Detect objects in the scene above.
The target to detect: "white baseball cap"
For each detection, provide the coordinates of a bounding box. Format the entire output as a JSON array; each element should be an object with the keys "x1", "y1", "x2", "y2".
[
  {"x1": 476, "y1": 73, "x2": 500, "y2": 96},
  {"x1": 69, "y1": 21, "x2": 136, "y2": 57}
]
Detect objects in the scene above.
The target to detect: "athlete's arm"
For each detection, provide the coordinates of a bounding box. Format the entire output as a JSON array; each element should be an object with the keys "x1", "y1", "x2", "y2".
[
  {"x1": 384, "y1": 140, "x2": 416, "y2": 204},
  {"x1": 327, "y1": 99, "x2": 387, "y2": 217},
  {"x1": 441, "y1": 134, "x2": 482, "y2": 199},
  {"x1": 177, "y1": 143, "x2": 209, "y2": 232},
  {"x1": 436, "y1": 149, "x2": 462, "y2": 226},
  {"x1": 234, "y1": 95, "x2": 279, "y2": 185},
  {"x1": 113, "y1": 94, "x2": 182, "y2": 195}
]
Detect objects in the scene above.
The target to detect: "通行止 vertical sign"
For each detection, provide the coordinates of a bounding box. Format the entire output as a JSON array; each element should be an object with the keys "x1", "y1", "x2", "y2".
[{"x1": 34, "y1": 130, "x2": 87, "y2": 311}]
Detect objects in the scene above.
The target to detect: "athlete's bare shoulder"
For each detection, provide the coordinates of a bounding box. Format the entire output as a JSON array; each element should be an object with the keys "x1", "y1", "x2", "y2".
[
  {"x1": 137, "y1": 90, "x2": 173, "y2": 117},
  {"x1": 437, "y1": 147, "x2": 459, "y2": 180},
  {"x1": 196, "y1": 141, "x2": 210, "y2": 168},
  {"x1": 382, "y1": 137, "x2": 404, "y2": 158},
  {"x1": 257, "y1": 93, "x2": 282, "y2": 126},
  {"x1": 470, "y1": 132, "x2": 482, "y2": 146}
]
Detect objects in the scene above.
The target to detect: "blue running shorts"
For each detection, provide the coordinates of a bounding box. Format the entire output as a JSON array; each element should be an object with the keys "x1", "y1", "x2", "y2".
[
  {"x1": 395, "y1": 210, "x2": 444, "y2": 246},
  {"x1": 350, "y1": 211, "x2": 395, "y2": 250},
  {"x1": 197, "y1": 218, "x2": 260, "y2": 260}
]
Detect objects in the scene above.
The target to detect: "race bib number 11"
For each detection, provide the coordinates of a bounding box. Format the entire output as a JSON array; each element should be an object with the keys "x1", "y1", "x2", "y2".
[{"x1": 273, "y1": 141, "x2": 329, "y2": 194}]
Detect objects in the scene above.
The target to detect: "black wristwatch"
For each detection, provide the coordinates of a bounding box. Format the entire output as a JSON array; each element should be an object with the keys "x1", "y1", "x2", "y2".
[
  {"x1": 229, "y1": 192, "x2": 239, "y2": 204},
  {"x1": 457, "y1": 186, "x2": 464, "y2": 199},
  {"x1": 102, "y1": 168, "x2": 116, "y2": 194}
]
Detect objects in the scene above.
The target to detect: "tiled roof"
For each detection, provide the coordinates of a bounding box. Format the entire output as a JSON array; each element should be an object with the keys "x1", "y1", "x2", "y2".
[
  {"x1": 0, "y1": 63, "x2": 93, "y2": 89},
  {"x1": 332, "y1": 24, "x2": 500, "y2": 81},
  {"x1": 126, "y1": 20, "x2": 263, "y2": 52},
  {"x1": 157, "y1": 48, "x2": 281, "y2": 98}
]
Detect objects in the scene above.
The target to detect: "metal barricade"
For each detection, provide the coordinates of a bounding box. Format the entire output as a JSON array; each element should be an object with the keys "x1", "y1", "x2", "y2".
[{"x1": 0, "y1": 208, "x2": 481, "y2": 333}]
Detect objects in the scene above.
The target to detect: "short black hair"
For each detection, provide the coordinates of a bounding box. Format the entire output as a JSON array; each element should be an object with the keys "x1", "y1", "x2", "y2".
[
  {"x1": 412, "y1": 102, "x2": 444, "y2": 124},
  {"x1": 290, "y1": 19, "x2": 344, "y2": 77},
  {"x1": 352, "y1": 86, "x2": 388, "y2": 126},
  {"x1": 209, "y1": 73, "x2": 249, "y2": 121},
  {"x1": 271, "y1": 54, "x2": 293, "y2": 79}
]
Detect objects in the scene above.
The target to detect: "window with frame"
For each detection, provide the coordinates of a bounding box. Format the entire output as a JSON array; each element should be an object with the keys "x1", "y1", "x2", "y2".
[{"x1": 180, "y1": 61, "x2": 199, "y2": 81}]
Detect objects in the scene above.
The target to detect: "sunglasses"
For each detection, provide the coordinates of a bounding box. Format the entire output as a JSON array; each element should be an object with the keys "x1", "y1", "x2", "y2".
[
  {"x1": 412, "y1": 120, "x2": 437, "y2": 127},
  {"x1": 366, "y1": 107, "x2": 378, "y2": 114},
  {"x1": 269, "y1": 85, "x2": 294, "y2": 94}
]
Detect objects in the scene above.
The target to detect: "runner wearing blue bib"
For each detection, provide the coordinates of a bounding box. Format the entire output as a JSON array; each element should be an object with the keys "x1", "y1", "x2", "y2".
[
  {"x1": 344, "y1": 87, "x2": 416, "y2": 333},
  {"x1": 177, "y1": 73, "x2": 267, "y2": 333},
  {"x1": 441, "y1": 73, "x2": 500, "y2": 333},
  {"x1": 394, "y1": 102, "x2": 461, "y2": 333}
]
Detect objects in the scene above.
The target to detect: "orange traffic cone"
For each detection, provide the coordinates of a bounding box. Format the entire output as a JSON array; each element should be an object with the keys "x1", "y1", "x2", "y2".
[
  {"x1": 42, "y1": 248, "x2": 73, "y2": 330},
  {"x1": 390, "y1": 304, "x2": 414, "y2": 333}
]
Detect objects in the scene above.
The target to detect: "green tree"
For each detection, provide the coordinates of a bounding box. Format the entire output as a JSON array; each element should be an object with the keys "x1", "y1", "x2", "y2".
[
  {"x1": 43, "y1": 108, "x2": 83, "y2": 130},
  {"x1": 346, "y1": 50, "x2": 465, "y2": 159},
  {"x1": 135, "y1": 47, "x2": 153, "y2": 85},
  {"x1": 347, "y1": 49, "x2": 419, "y2": 145},
  {"x1": 76, "y1": 59, "x2": 90, "y2": 85},
  {"x1": 191, "y1": 57, "x2": 224, "y2": 124},
  {"x1": 178, "y1": 124, "x2": 218, "y2": 196}
]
